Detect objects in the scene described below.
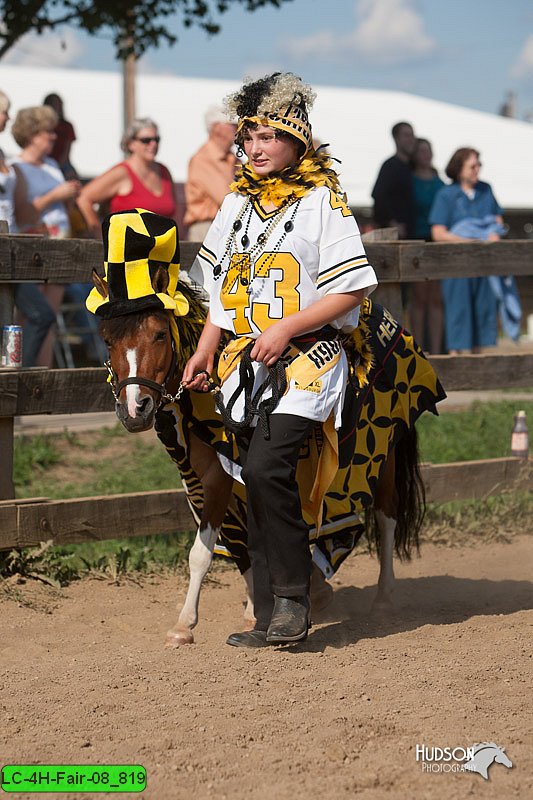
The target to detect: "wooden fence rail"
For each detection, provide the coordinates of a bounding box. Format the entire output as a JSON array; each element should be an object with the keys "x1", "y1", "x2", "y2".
[{"x1": 0, "y1": 234, "x2": 532, "y2": 550}]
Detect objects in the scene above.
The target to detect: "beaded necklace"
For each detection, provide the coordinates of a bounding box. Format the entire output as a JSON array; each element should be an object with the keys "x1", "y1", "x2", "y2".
[{"x1": 213, "y1": 195, "x2": 301, "y2": 293}]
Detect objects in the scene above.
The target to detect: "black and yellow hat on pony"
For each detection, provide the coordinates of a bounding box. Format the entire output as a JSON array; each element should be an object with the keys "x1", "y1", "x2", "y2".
[{"x1": 86, "y1": 208, "x2": 189, "y2": 319}]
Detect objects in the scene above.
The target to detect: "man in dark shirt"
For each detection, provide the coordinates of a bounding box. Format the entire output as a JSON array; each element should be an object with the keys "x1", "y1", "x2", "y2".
[{"x1": 372, "y1": 121, "x2": 417, "y2": 238}]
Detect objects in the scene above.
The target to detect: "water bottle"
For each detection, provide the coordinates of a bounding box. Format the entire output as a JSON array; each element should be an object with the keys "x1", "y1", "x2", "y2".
[{"x1": 511, "y1": 410, "x2": 529, "y2": 458}]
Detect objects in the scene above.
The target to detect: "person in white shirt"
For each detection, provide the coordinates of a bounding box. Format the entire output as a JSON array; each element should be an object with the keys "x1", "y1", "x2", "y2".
[
  {"x1": 184, "y1": 73, "x2": 377, "y2": 647},
  {"x1": 0, "y1": 93, "x2": 56, "y2": 366}
]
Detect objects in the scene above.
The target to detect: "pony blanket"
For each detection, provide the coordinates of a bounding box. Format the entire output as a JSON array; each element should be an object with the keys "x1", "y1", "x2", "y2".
[{"x1": 154, "y1": 297, "x2": 446, "y2": 576}]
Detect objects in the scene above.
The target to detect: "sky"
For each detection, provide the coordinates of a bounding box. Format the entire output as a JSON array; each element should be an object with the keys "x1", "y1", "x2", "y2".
[{"x1": 3, "y1": 0, "x2": 533, "y2": 119}]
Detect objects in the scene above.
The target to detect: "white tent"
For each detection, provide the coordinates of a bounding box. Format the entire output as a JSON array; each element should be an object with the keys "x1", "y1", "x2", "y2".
[{"x1": 2, "y1": 64, "x2": 533, "y2": 208}]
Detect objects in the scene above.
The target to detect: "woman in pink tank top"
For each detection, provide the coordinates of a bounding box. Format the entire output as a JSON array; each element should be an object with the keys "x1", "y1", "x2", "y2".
[{"x1": 77, "y1": 117, "x2": 176, "y2": 238}]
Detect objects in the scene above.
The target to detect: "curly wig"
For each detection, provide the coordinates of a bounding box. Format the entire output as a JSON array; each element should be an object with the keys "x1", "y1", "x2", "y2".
[{"x1": 225, "y1": 72, "x2": 316, "y2": 120}]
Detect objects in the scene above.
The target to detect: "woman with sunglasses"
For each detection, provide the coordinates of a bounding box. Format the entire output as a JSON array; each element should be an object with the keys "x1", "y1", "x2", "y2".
[{"x1": 77, "y1": 117, "x2": 176, "y2": 239}]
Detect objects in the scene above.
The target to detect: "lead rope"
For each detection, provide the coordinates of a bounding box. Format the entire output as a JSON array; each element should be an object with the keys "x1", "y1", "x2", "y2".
[{"x1": 212, "y1": 341, "x2": 287, "y2": 440}]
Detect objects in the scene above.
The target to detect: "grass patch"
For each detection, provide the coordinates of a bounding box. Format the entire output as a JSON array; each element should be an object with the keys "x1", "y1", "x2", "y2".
[
  {"x1": 416, "y1": 400, "x2": 533, "y2": 464},
  {"x1": 4, "y1": 401, "x2": 532, "y2": 585},
  {"x1": 14, "y1": 424, "x2": 181, "y2": 500},
  {"x1": 421, "y1": 489, "x2": 533, "y2": 547},
  {"x1": 14, "y1": 434, "x2": 62, "y2": 486}
]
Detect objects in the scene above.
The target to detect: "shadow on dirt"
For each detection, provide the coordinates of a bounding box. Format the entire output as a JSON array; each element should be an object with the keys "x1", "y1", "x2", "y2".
[{"x1": 283, "y1": 575, "x2": 533, "y2": 652}]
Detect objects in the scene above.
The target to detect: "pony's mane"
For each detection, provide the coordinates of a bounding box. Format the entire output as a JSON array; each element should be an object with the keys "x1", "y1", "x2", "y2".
[
  {"x1": 99, "y1": 279, "x2": 208, "y2": 376},
  {"x1": 171, "y1": 279, "x2": 208, "y2": 374},
  {"x1": 99, "y1": 308, "x2": 168, "y2": 342}
]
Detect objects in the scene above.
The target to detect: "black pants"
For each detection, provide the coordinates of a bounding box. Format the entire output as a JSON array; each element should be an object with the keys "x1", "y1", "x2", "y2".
[{"x1": 236, "y1": 414, "x2": 314, "y2": 631}]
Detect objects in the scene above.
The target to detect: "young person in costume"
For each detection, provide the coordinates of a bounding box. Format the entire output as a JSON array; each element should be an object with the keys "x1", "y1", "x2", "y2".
[{"x1": 183, "y1": 73, "x2": 379, "y2": 647}]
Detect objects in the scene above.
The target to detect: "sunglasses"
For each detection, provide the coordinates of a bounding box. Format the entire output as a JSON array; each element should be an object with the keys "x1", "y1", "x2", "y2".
[{"x1": 134, "y1": 136, "x2": 160, "y2": 144}]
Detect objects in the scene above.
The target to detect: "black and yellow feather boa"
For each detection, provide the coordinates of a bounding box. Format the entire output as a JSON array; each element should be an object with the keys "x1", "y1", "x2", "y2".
[{"x1": 230, "y1": 148, "x2": 344, "y2": 207}]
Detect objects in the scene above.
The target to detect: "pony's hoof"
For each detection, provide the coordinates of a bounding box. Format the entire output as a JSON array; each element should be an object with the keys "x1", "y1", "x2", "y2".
[{"x1": 165, "y1": 629, "x2": 194, "y2": 647}]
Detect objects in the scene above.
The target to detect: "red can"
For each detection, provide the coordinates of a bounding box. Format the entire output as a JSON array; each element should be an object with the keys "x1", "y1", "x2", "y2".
[{"x1": 1, "y1": 325, "x2": 23, "y2": 368}]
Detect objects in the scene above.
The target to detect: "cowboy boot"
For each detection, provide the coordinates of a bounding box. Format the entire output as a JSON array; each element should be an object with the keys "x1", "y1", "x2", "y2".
[{"x1": 266, "y1": 596, "x2": 310, "y2": 643}]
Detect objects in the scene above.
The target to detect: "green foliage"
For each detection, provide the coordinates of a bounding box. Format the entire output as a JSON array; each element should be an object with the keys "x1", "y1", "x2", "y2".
[
  {"x1": 416, "y1": 400, "x2": 533, "y2": 464},
  {"x1": 0, "y1": 541, "x2": 82, "y2": 587},
  {"x1": 0, "y1": 532, "x2": 197, "y2": 584},
  {"x1": 13, "y1": 435, "x2": 62, "y2": 486},
  {"x1": 0, "y1": 0, "x2": 293, "y2": 60},
  {"x1": 15, "y1": 426, "x2": 180, "y2": 500},
  {"x1": 422, "y1": 489, "x2": 533, "y2": 546},
  {"x1": 5, "y1": 400, "x2": 531, "y2": 586}
]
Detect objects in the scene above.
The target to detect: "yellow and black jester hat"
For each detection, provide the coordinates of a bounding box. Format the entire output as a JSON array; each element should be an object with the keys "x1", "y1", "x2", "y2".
[{"x1": 86, "y1": 208, "x2": 189, "y2": 319}]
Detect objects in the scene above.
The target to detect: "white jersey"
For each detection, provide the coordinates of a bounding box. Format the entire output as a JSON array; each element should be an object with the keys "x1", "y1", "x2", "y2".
[
  {"x1": 189, "y1": 185, "x2": 378, "y2": 431},
  {"x1": 0, "y1": 162, "x2": 16, "y2": 231},
  {"x1": 190, "y1": 185, "x2": 377, "y2": 337}
]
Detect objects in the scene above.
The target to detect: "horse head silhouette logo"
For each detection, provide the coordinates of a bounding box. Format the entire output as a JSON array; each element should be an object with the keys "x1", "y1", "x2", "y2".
[{"x1": 464, "y1": 743, "x2": 513, "y2": 780}]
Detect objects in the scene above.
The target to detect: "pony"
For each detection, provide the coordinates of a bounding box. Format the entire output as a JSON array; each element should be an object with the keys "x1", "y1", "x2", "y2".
[{"x1": 92, "y1": 265, "x2": 445, "y2": 646}]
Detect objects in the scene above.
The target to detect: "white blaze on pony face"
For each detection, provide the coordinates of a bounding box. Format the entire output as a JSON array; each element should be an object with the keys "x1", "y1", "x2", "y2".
[{"x1": 125, "y1": 348, "x2": 141, "y2": 418}]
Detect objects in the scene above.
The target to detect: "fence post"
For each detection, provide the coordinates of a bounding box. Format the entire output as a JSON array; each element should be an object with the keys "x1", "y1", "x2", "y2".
[
  {"x1": 0, "y1": 220, "x2": 15, "y2": 500},
  {"x1": 362, "y1": 227, "x2": 404, "y2": 320}
]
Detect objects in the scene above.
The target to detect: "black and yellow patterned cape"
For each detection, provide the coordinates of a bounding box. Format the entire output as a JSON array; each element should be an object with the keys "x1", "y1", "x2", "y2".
[{"x1": 154, "y1": 297, "x2": 446, "y2": 577}]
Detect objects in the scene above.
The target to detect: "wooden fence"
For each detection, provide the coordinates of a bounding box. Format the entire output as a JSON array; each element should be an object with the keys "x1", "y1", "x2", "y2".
[{"x1": 0, "y1": 232, "x2": 532, "y2": 550}]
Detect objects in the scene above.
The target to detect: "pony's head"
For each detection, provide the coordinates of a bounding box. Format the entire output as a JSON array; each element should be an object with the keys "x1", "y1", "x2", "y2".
[
  {"x1": 99, "y1": 304, "x2": 176, "y2": 432},
  {"x1": 86, "y1": 208, "x2": 205, "y2": 432},
  {"x1": 93, "y1": 269, "x2": 206, "y2": 433}
]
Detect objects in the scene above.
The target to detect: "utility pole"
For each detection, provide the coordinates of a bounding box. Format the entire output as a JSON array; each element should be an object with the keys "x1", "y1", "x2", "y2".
[
  {"x1": 123, "y1": 51, "x2": 136, "y2": 129},
  {"x1": 121, "y1": 10, "x2": 136, "y2": 130}
]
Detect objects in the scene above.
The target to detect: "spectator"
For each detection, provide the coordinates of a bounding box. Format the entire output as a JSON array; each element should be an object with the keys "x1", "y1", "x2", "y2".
[
  {"x1": 184, "y1": 105, "x2": 237, "y2": 241},
  {"x1": 371, "y1": 121, "x2": 417, "y2": 238},
  {"x1": 0, "y1": 91, "x2": 56, "y2": 367},
  {"x1": 43, "y1": 93, "x2": 78, "y2": 179},
  {"x1": 11, "y1": 105, "x2": 81, "y2": 367},
  {"x1": 409, "y1": 138, "x2": 445, "y2": 353},
  {"x1": 77, "y1": 117, "x2": 176, "y2": 239},
  {"x1": 429, "y1": 148, "x2": 504, "y2": 353}
]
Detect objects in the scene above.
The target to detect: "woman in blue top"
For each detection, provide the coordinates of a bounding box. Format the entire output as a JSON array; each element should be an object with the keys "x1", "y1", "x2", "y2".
[
  {"x1": 410, "y1": 138, "x2": 444, "y2": 353},
  {"x1": 429, "y1": 147, "x2": 503, "y2": 353}
]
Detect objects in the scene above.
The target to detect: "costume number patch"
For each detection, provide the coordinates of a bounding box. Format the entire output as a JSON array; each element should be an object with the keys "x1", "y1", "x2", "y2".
[
  {"x1": 221, "y1": 252, "x2": 300, "y2": 336},
  {"x1": 329, "y1": 190, "x2": 352, "y2": 217}
]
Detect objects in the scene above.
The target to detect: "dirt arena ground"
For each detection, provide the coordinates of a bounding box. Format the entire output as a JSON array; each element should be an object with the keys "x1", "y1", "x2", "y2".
[{"x1": 1, "y1": 535, "x2": 532, "y2": 800}]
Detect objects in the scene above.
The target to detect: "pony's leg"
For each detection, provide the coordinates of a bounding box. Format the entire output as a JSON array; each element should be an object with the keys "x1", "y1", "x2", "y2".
[
  {"x1": 165, "y1": 523, "x2": 219, "y2": 647},
  {"x1": 372, "y1": 510, "x2": 396, "y2": 612},
  {"x1": 166, "y1": 434, "x2": 234, "y2": 647},
  {"x1": 310, "y1": 562, "x2": 334, "y2": 613},
  {"x1": 372, "y1": 450, "x2": 398, "y2": 613},
  {"x1": 242, "y1": 567, "x2": 256, "y2": 631}
]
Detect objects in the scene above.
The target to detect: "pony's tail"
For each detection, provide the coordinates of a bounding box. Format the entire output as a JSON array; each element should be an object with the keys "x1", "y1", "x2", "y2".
[
  {"x1": 393, "y1": 426, "x2": 425, "y2": 560},
  {"x1": 366, "y1": 427, "x2": 425, "y2": 560}
]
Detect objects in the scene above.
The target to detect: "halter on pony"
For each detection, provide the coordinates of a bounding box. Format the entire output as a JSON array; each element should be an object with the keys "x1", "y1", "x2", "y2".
[{"x1": 104, "y1": 344, "x2": 184, "y2": 407}]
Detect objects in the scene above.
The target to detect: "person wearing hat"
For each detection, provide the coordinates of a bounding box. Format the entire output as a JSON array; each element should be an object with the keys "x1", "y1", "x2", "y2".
[
  {"x1": 184, "y1": 105, "x2": 238, "y2": 242},
  {"x1": 183, "y1": 73, "x2": 378, "y2": 648}
]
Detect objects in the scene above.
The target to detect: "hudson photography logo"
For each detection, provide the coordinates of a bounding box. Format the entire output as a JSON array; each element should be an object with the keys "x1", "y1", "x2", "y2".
[{"x1": 416, "y1": 742, "x2": 513, "y2": 779}]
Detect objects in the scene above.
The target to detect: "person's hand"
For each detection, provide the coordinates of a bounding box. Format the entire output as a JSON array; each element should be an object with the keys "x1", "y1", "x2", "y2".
[
  {"x1": 54, "y1": 180, "x2": 82, "y2": 201},
  {"x1": 182, "y1": 350, "x2": 214, "y2": 392},
  {"x1": 250, "y1": 321, "x2": 291, "y2": 367},
  {"x1": 487, "y1": 232, "x2": 500, "y2": 242}
]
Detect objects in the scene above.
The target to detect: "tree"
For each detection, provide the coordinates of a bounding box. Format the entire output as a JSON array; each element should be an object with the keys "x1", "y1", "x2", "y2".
[{"x1": 0, "y1": 0, "x2": 293, "y2": 60}]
